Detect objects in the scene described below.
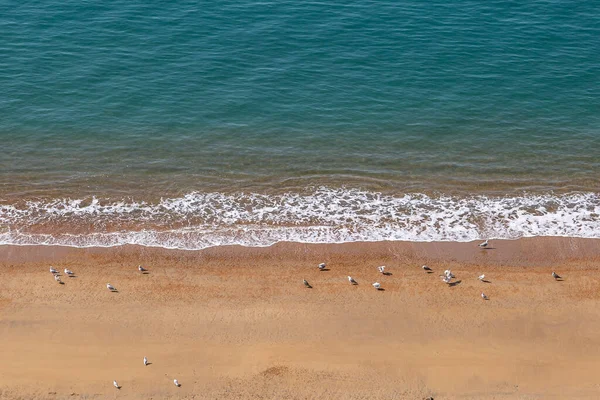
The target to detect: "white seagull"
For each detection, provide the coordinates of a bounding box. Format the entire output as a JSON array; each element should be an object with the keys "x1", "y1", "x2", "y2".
[
  {"x1": 479, "y1": 240, "x2": 489, "y2": 248},
  {"x1": 50, "y1": 267, "x2": 58, "y2": 274},
  {"x1": 478, "y1": 274, "x2": 486, "y2": 281},
  {"x1": 144, "y1": 356, "x2": 148, "y2": 366},
  {"x1": 64, "y1": 268, "x2": 74, "y2": 276},
  {"x1": 107, "y1": 283, "x2": 116, "y2": 291},
  {"x1": 481, "y1": 292, "x2": 488, "y2": 300},
  {"x1": 113, "y1": 380, "x2": 120, "y2": 389},
  {"x1": 174, "y1": 379, "x2": 180, "y2": 387},
  {"x1": 552, "y1": 271, "x2": 561, "y2": 280},
  {"x1": 372, "y1": 282, "x2": 381, "y2": 290},
  {"x1": 54, "y1": 275, "x2": 62, "y2": 283},
  {"x1": 318, "y1": 263, "x2": 326, "y2": 270},
  {"x1": 138, "y1": 265, "x2": 147, "y2": 273},
  {"x1": 444, "y1": 269, "x2": 455, "y2": 279},
  {"x1": 303, "y1": 279, "x2": 311, "y2": 288},
  {"x1": 377, "y1": 266, "x2": 385, "y2": 274},
  {"x1": 348, "y1": 276, "x2": 357, "y2": 285},
  {"x1": 422, "y1": 265, "x2": 432, "y2": 272}
]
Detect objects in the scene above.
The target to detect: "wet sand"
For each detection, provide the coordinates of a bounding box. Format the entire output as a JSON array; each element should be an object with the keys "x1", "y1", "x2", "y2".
[{"x1": 1, "y1": 238, "x2": 600, "y2": 399}]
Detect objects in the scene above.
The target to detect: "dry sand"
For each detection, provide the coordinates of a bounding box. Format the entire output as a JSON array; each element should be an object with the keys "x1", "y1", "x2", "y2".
[{"x1": 1, "y1": 238, "x2": 600, "y2": 399}]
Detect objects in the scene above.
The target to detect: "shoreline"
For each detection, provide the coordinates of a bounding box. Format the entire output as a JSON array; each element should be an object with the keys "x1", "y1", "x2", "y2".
[
  {"x1": 3, "y1": 236, "x2": 600, "y2": 266},
  {"x1": 2, "y1": 237, "x2": 600, "y2": 399}
]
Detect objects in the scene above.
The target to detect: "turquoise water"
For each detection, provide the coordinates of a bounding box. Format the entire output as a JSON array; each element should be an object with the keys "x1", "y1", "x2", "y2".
[{"x1": 1, "y1": 0, "x2": 599, "y2": 248}]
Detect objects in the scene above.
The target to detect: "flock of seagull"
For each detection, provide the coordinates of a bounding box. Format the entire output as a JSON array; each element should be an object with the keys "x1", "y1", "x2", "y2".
[
  {"x1": 49, "y1": 267, "x2": 75, "y2": 283},
  {"x1": 47, "y1": 239, "x2": 565, "y2": 390},
  {"x1": 49, "y1": 264, "x2": 181, "y2": 390},
  {"x1": 302, "y1": 240, "x2": 565, "y2": 301}
]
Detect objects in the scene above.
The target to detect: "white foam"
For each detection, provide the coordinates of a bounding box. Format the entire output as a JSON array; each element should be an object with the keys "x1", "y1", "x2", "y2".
[{"x1": 1, "y1": 188, "x2": 599, "y2": 249}]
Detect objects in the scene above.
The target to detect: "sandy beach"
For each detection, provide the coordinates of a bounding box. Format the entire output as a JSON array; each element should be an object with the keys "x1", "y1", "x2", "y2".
[{"x1": 2, "y1": 238, "x2": 600, "y2": 399}]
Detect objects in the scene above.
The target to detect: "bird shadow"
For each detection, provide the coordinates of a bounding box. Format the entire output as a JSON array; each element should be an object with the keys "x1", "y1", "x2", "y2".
[
  {"x1": 305, "y1": 285, "x2": 313, "y2": 289},
  {"x1": 449, "y1": 280, "x2": 462, "y2": 287},
  {"x1": 145, "y1": 362, "x2": 153, "y2": 366},
  {"x1": 482, "y1": 247, "x2": 496, "y2": 250},
  {"x1": 67, "y1": 275, "x2": 77, "y2": 278},
  {"x1": 425, "y1": 271, "x2": 433, "y2": 274},
  {"x1": 58, "y1": 281, "x2": 65, "y2": 285},
  {"x1": 481, "y1": 279, "x2": 491, "y2": 283},
  {"x1": 110, "y1": 290, "x2": 119, "y2": 293},
  {"x1": 382, "y1": 272, "x2": 393, "y2": 276},
  {"x1": 483, "y1": 297, "x2": 490, "y2": 301},
  {"x1": 376, "y1": 288, "x2": 385, "y2": 291},
  {"x1": 142, "y1": 271, "x2": 150, "y2": 275},
  {"x1": 554, "y1": 278, "x2": 564, "y2": 282},
  {"x1": 319, "y1": 268, "x2": 330, "y2": 272}
]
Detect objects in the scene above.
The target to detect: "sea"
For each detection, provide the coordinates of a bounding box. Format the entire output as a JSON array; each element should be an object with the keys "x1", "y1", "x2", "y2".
[{"x1": 1, "y1": 0, "x2": 599, "y2": 249}]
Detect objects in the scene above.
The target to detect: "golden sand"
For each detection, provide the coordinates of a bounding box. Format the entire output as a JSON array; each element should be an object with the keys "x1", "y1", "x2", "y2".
[{"x1": 1, "y1": 238, "x2": 600, "y2": 399}]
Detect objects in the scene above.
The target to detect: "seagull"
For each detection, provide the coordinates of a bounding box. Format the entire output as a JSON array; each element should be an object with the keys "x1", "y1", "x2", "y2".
[
  {"x1": 478, "y1": 274, "x2": 485, "y2": 281},
  {"x1": 318, "y1": 263, "x2": 326, "y2": 271},
  {"x1": 113, "y1": 380, "x2": 120, "y2": 389},
  {"x1": 422, "y1": 265, "x2": 432, "y2": 272},
  {"x1": 64, "y1": 268, "x2": 74, "y2": 276},
  {"x1": 143, "y1": 357, "x2": 148, "y2": 366},
  {"x1": 348, "y1": 276, "x2": 357, "y2": 285},
  {"x1": 50, "y1": 267, "x2": 58, "y2": 274},
  {"x1": 54, "y1": 275, "x2": 62, "y2": 283},
  {"x1": 552, "y1": 271, "x2": 561, "y2": 280},
  {"x1": 479, "y1": 240, "x2": 489, "y2": 248},
  {"x1": 444, "y1": 270, "x2": 455, "y2": 279},
  {"x1": 372, "y1": 282, "x2": 381, "y2": 290},
  {"x1": 481, "y1": 292, "x2": 488, "y2": 300},
  {"x1": 303, "y1": 279, "x2": 312, "y2": 288},
  {"x1": 174, "y1": 379, "x2": 180, "y2": 387},
  {"x1": 441, "y1": 275, "x2": 452, "y2": 284},
  {"x1": 377, "y1": 266, "x2": 385, "y2": 274},
  {"x1": 107, "y1": 283, "x2": 116, "y2": 291},
  {"x1": 138, "y1": 265, "x2": 147, "y2": 273}
]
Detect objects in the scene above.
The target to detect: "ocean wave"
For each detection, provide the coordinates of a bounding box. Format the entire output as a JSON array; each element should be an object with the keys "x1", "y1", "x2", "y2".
[{"x1": 1, "y1": 188, "x2": 599, "y2": 249}]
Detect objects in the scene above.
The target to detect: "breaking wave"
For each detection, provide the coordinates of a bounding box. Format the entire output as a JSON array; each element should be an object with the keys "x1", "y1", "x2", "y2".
[{"x1": 1, "y1": 188, "x2": 599, "y2": 249}]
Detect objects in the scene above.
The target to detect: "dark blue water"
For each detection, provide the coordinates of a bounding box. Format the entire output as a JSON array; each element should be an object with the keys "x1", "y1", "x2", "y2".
[{"x1": 1, "y1": 0, "x2": 599, "y2": 248}]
